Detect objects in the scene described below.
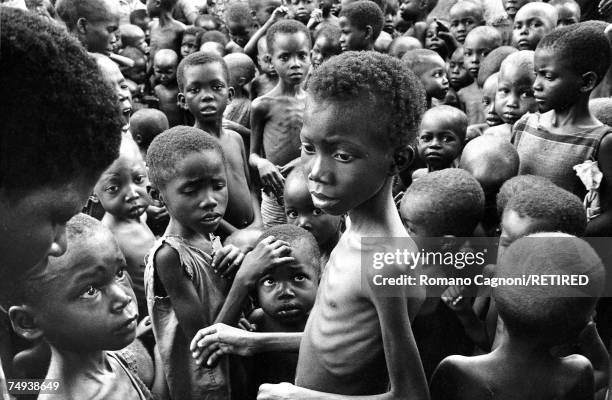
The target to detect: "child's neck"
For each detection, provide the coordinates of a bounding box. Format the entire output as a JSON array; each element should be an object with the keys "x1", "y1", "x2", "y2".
[
  {"x1": 495, "y1": 329, "x2": 552, "y2": 362},
  {"x1": 195, "y1": 118, "x2": 222, "y2": 136},
  {"x1": 47, "y1": 345, "x2": 110, "y2": 382},
  {"x1": 103, "y1": 211, "x2": 140, "y2": 225},
  {"x1": 158, "y1": 10, "x2": 176, "y2": 25},
  {"x1": 275, "y1": 78, "x2": 304, "y2": 96},
  {"x1": 348, "y1": 178, "x2": 406, "y2": 237},
  {"x1": 548, "y1": 96, "x2": 599, "y2": 128},
  {"x1": 165, "y1": 217, "x2": 213, "y2": 247}
]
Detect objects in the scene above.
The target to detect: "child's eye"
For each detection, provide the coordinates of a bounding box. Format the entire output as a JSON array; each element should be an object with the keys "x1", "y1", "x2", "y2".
[
  {"x1": 301, "y1": 143, "x2": 315, "y2": 154},
  {"x1": 520, "y1": 91, "x2": 534, "y2": 98},
  {"x1": 188, "y1": 87, "x2": 200, "y2": 94},
  {"x1": 116, "y1": 267, "x2": 127, "y2": 280},
  {"x1": 105, "y1": 185, "x2": 119, "y2": 194},
  {"x1": 80, "y1": 285, "x2": 100, "y2": 299},
  {"x1": 443, "y1": 135, "x2": 456, "y2": 143},
  {"x1": 214, "y1": 181, "x2": 226, "y2": 190},
  {"x1": 286, "y1": 210, "x2": 298, "y2": 219},
  {"x1": 263, "y1": 278, "x2": 275, "y2": 286},
  {"x1": 294, "y1": 274, "x2": 306, "y2": 282},
  {"x1": 313, "y1": 208, "x2": 323, "y2": 216},
  {"x1": 134, "y1": 175, "x2": 146, "y2": 184},
  {"x1": 333, "y1": 152, "x2": 354, "y2": 162},
  {"x1": 419, "y1": 135, "x2": 432, "y2": 142}
]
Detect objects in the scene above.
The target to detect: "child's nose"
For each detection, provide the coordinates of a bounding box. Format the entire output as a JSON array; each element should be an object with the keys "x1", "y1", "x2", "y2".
[
  {"x1": 126, "y1": 184, "x2": 140, "y2": 201},
  {"x1": 307, "y1": 155, "x2": 330, "y2": 184},
  {"x1": 48, "y1": 225, "x2": 68, "y2": 258},
  {"x1": 111, "y1": 283, "x2": 133, "y2": 314},
  {"x1": 278, "y1": 282, "x2": 296, "y2": 298},
  {"x1": 297, "y1": 216, "x2": 312, "y2": 230},
  {"x1": 199, "y1": 189, "x2": 218, "y2": 209}
]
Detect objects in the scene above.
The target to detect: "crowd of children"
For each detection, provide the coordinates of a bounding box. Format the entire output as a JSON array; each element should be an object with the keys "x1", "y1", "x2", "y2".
[{"x1": 4, "y1": 0, "x2": 612, "y2": 398}]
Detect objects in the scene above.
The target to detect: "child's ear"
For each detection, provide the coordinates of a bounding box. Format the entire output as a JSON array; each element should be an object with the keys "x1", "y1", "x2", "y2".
[
  {"x1": 8, "y1": 306, "x2": 44, "y2": 342},
  {"x1": 581, "y1": 71, "x2": 598, "y2": 93},
  {"x1": 133, "y1": 133, "x2": 143, "y2": 145},
  {"x1": 148, "y1": 186, "x2": 164, "y2": 205},
  {"x1": 89, "y1": 193, "x2": 100, "y2": 204},
  {"x1": 76, "y1": 17, "x2": 88, "y2": 35},
  {"x1": 227, "y1": 86, "x2": 235, "y2": 104},
  {"x1": 177, "y1": 92, "x2": 189, "y2": 110},
  {"x1": 364, "y1": 25, "x2": 374, "y2": 42},
  {"x1": 389, "y1": 145, "x2": 415, "y2": 175},
  {"x1": 238, "y1": 76, "x2": 248, "y2": 88}
]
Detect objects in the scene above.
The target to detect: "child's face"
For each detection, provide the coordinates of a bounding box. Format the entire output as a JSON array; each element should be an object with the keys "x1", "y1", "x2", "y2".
[
  {"x1": 30, "y1": 231, "x2": 138, "y2": 352},
  {"x1": 448, "y1": 49, "x2": 472, "y2": 90},
  {"x1": 126, "y1": 57, "x2": 147, "y2": 84},
  {"x1": 101, "y1": 59, "x2": 133, "y2": 124},
  {"x1": 254, "y1": 0, "x2": 282, "y2": 26},
  {"x1": 128, "y1": 33, "x2": 149, "y2": 55},
  {"x1": 463, "y1": 33, "x2": 495, "y2": 78},
  {"x1": 533, "y1": 48, "x2": 582, "y2": 113},
  {"x1": 0, "y1": 177, "x2": 92, "y2": 281},
  {"x1": 503, "y1": 0, "x2": 530, "y2": 19},
  {"x1": 496, "y1": 62, "x2": 536, "y2": 125},
  {"x1": 300, "y1": 97, "x2": 396, "y2": 216},
  {"x1": 339, "y1": 17, "x2": 369, "y2": 52},
  {"x1": 94, "y1": 155, "x2": 149, "y2": 220},
  {"x1": 181, "y1": 34, "x2": 199, "y2": 58},
  {"x1": 179, "y1": 62, "x2": 231, "y2": 123},
  {"x1": 310, "y1": 36, "x2": 339, "y2": 69},
  {"x1": 154, "y1": 56, "x2": 178, "y2": 87},
  {"x1": 417, "y1": 113, "x2": 462, "y2": 170},
  {"x1": 419, "y1": 57, "x2": 449, "y2": 100},
  {"x1": 284, "y1": 178, "x2": 342, "y2": 247},
  {"x1": 424, "y1": 22, "x2": 446, "y2": 55},
  {"x1": 257, "y1": 245, "x2": 318, "y2": 324},
  {"x1": 399, "y1": 0, "x2": 423, "y2": 22},
  {"x1": 146, "y1": 0, "x2": 161, "y2": 17},
  {"x1": 160, "y1": 150, "x2": 228, "y2": 234},
  {"x1": 84, "y1": 12, "x2": 120, "y2": 55},
  {"x1": 512, "y1": 8, "x2": 554, "y2": 50},
  {"x1": 257, "y1": 38, "x2": 276, "y2": 76},
  {"x1": 291, "y1": 0, "x2": 316, "y2": 24},
  {"x1": 555, "y1": 3, "x2": 580, "y2": 27},
  {"x1": 228, "y1": 20, "x2": 251, "y2": 48},
  {"x1": 482, "y1": 74, "x2": 503, "y2": 127},
  {"x1": 498, "y1": 208, "x2": 539, "y2": 262},
  {"x1": 270, "y1": 32, "x2": 311, "y2": 84},
  {"x1": 449, "y1": 5, "x2": 482, "y2": 44}
]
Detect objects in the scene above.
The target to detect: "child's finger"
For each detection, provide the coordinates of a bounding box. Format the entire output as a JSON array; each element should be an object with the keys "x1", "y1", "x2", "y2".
[
  {"x1": 217, "y1": 248, "x2": 242, "y2": 275},
  {"x1": 190, "y1": 325, "x2": 218, "y2": 351},
  {"x1": 222, "y1": 252, "x2": 244, "y2": 277},
  {"x1": 206, "y1": 348, "x2": 227, "y2": 367},
  {"x1": 212, "y1": 246, "x2": 231, "y2": 268}
]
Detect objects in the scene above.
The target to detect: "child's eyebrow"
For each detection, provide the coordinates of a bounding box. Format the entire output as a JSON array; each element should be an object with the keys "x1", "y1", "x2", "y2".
[{"x1": 70, "y1": 265, "x2": 109, "y2": 285}]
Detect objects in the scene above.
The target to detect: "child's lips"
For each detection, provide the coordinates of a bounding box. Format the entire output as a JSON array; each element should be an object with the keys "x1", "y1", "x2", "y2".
[{"x1": 114, "y1": 314, "x2": 138, "y2": 335}]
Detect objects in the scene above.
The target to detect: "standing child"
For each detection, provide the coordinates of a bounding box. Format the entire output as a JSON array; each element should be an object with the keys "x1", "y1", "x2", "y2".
[
  {"x1": 413, "y1": 105, "x2": 467, "y2": 179},
  {"x1": 225, "y1": 1, "x2": 255, "y2": 51},
  {"x1": 338, "y1": 0, "x2": 384, "y2": 51},
  {"x1": 486, "y1": 50, "x2": 537, "y2": 141},
  {"x1": 93, "y1": 143, "x2": 156, "y2": 320},
  {"x1": 145, "y1": 127, "x2": 245, "y2": 400},
  {"x1": 513, "y1": 22, "x2": 612, "y2": 236},
  {"x1": 459, "y1": 26, "x2": 503, "y2": 125},
  {"x1": 251, "y1": 36, "x2": 280, "y2": 99},
  {"x1": 284, "y1": 166, "x2": 343, "y2": 266},
  {"x1": 448, "y1": 0, "x2": 484, "y2": 45},
  {"x1": 147, "y1": 0, "x2": 186, "y2": 58},
  {"x1": 8, "y1": 214, "x2": 150, "y2": 399},
  {"x1": 481, "y1": 73, "x2": 503, "y2": 129},
  {"x1": 250, "y1": 20, "x2": 311, "y2": 227},
  {"x1": 180, "y1": 26, "x2": 205, "y2": 59},
  {"x1": 223, "y1": 53, "x2": 257, "y2": 129},
  {"x1": 448, "y1": 48, "x2": 473, "y2": 99},
  {"x1": 511, "y1": 2, "x2": 557, "y2": 51},
  {"x1": 130, "y1": 109, "x2": 170, "y2": 160},
  {"x1": 402, "y1": 49, "x2": 449, "y2": 108},
  {"x1": 310, "y1": 26, "x2": 342, "y2": 70},
  {"x1": 247, "y1": 225, "x2": 320, "y2": 392},
  {"x1": 192, "y1": 51, "x2": 430, "y2": 400},
  {"x1": 431, "y1": 233, "x2": 604, "y2": 400},
  {"x1": 153, "y1": 49, "x2": 183, "y2": 127},
  {"x1": 178, "y1": 52, "x2": 261, "y2": 235}
]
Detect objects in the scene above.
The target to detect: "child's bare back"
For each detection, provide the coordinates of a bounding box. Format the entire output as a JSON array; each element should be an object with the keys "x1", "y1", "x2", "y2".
[
  {"x1": 150, "y1": 19, "x2": 185, "y2": 57},
  {"x1": 251, "y1": 73, "x2": 279, "y2": 100},
  {"x1": 154, "y1": 84, "x2": 182, "y2": 127},
  {"x1": 251, "y1": 91, "x2": 306, "y2": 167}
]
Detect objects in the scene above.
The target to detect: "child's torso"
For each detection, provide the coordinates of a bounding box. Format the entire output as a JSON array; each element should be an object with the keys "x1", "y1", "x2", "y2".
[{"x1": 261, "y1": 96, "x2": 305, "y2": 166}]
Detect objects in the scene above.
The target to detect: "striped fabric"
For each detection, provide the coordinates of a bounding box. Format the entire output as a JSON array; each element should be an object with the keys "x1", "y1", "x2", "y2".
[{"x1": 512, "y1": 113, "x2": 612, "y2": 197}]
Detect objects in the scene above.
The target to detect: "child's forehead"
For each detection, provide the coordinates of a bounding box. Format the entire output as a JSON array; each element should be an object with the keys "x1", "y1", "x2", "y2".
[
  {"x1": 499, "y1": 61, "x2": 533, "y2": 81},
  {"x1": 464, "y1": 32, "x2": 493, "y2": 48},
  {"x1": 450, "y1": 2, "x2": 480, "y2": 17},
  {"x1": 183, "y1": 62, "x2": 228, "y2": 82},
  {"x1": 421, "y1": 112, "x2": 461, "y2": 132},
  {"x1": 174, "y1": 149, "x2": 225, "y2": 175},
  {"x1": 154, "y1": 54, "x2": 178, "y2": 67},
  {"x1": 483, "y1": 73, "x2": 498, "y2": 92},
  {"x1": 271, "y1": 31, "x2": 311, "y2": 52},
  {"x1": 515, "y1": 6, "x2": 555, "y2": 24}
]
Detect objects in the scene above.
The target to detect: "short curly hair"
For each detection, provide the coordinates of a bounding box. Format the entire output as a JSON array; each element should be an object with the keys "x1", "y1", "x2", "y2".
[
  {"x1": 401, "y1": 48, "x2": 443, "y2": 76},
  {"x1": 200, "y1": 30, "x2": 230, "y2": 47},
  {"x1": 496, "y1": 174, "x2": 556, "y2": 217},
  {"x1": 504, "y1": 186, "x2": 587, "y2": 236},
  {"x1": 182, "y1": 26, "x2": 206, "y2": 47},
  {"x1": 537, "y1": 21, "x2": 611, "y2": 87},
  {"x1": 307, "y1": 51, "x2": 426, "y2": 149},
  {"x1": 477, "y1": 46, "x2": 517, "y2": 87},
  {"x1": 0, "y1": 8, "x2": 122, "y2": 195},
  {"x1": 400, "y1": 168, "x2": 485, "y2": 237},
  {"x1": 225, "y1": 0, "x2": 252, "y2": 24},
  {"x1": 146, "y1": 126, "x2": 225, "y2": 189},
  {"x1": 266, "y1": 19, "x2": 312, "y2": 55},
  {"x1": 257, "y1": 224, "x2": 321, "y2": 275},
  {"x1": 339, "y1": 1, "x2": 384, "y2": 42},
  {"x1": 589, "y1": 98, "x2": 612, "y2": 126},
  {"x1": 56, "y1": 0, "x2": 117, "y2": 31},
  {"x1": 177, "y1": 51, "x2": 230, "y2": 92}
]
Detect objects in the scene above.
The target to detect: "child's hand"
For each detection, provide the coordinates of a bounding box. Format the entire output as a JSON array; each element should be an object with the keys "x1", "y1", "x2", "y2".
[
  {"x1": 441, "y1": 285, "x2": 471, "y2": 313},
  {"x1": 235, "y1": 235, "x2": 295, "y2": 288},
  {"x1": 190, "y1": 323, "x2": 258, "y2": 366},
  {"x1": 437, "y1": 29, "x2": 458, "y2": 55},
  {"x1": 279, "y1": 158, "x2": 301, "y2": 177},
  {"x1": 257, "y1": 382, "x2": 299, "y2": 400},
  {"x1": 238, "y1": 317, "x2": 257, "y2": 332},
  {"x1": 307, "y1": 8, "x2": 322, "y2": 29},
  {"x1": 270, "y1": 5, "x2": 289, "y2": 23},
  {"x1": 212, "y1": 244, "x2": 245, "y2": 278},
  {"x1": 257, "y1": 159, "x2": 285, "y2": 199}
]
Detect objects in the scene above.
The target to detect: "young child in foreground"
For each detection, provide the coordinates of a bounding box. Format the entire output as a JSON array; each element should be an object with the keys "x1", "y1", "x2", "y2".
[
  {"x1": 192, "y1": 51, "x2": 430, "y2": 400},
  {"x1": 431, "y1": 233, "x2": 604, "y2": 400},
  {"x1": 145, "y1": 127, "x2": 245, "y2": 399},
  {"x1": 178, "y1": 52, "x2": 261, "y2": 236},
  {"x1": 402, "y1": 49, "x2": 449, "y2": 108},
  {"x1": 250, "y1": 20, "x2": 311, "y2": 228},
  {"x1": 284, "y1": 166, "x2": 343, "y2": 266},
  {"x1": 513, "y1": 22, "x2": 612, "y2": 236},
  {"x1": 248, "y1": 225, "x2": 320, "y2": 394},
  {"x1": 9, "y1": 214, "x2": 150, "y2": 399},
  {"x1": 413, "y1": 105, "x2": 467, "y2": 180},
  {"x1": 399, "y1": 169, "x2": 485, "y2": 377}
]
